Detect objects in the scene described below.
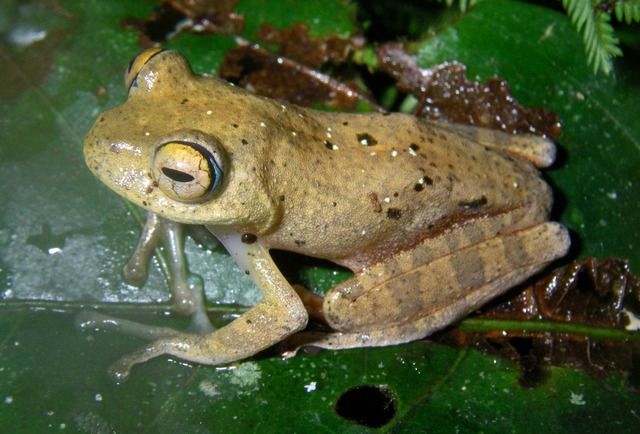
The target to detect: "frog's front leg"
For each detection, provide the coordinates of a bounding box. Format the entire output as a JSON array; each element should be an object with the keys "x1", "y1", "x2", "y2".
[
  {"x1": 121, "y1": 212, "x2": 213, "y2": 332},
  {"x1": 108, "y1": 227, "x2": 308, "y2": 381},
  {"x1": 285, "y1": 217, "x2": 569, "y2": 355}
]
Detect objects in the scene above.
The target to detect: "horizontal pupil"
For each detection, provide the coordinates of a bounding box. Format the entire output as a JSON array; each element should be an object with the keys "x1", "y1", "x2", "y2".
[{"x1": 162, "y1": 167, "x2": 195, "y2": 183}]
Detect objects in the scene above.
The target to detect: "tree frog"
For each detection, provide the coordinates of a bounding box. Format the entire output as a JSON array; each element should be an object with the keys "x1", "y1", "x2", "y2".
[{"x1": 83, "y1": 49, "x2": 570, "y2": 380}]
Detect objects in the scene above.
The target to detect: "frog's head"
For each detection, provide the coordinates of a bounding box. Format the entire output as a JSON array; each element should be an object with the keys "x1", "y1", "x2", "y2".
[{"x1": 84, "y1": 49, "x2": 281, "y2": 233}]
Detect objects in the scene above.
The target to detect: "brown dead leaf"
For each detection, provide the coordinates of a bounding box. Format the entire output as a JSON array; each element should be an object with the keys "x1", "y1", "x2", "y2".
[
  {"x1": 377, "y1": 43, "x2": 562, "y2": 139},
  {"x1": 219, "y1": 24, "x2": 378, "y2": 110},
  {"x1": 436, "y1": 258, "x2": 640, "y2": 381},
  {"x1": 122, "y1": 0, "x2": 243, "y2": 46}
]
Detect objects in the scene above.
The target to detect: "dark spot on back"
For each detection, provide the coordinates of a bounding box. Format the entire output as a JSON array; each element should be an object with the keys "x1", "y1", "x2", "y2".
[
  {"x1": 414, "y1": 176, "x2": 433, "y2": 191},
  {"x1": 325, "y1": 141, "x2": 336, "y2": 150},
  {"x1": 357, "y1": 133, "x2": 378, "y2": 146},
  {"x1": 458, "y1": 196, "x2": 488, "y2": 209},
  {"x1": 387, "y1": 208, "x2": 402, "y2": 220}
]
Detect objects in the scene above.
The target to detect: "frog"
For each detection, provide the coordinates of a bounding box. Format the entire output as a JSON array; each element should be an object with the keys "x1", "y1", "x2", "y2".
[{"x1": 82, "y1": 48, "x2": 570, "y2": 381}]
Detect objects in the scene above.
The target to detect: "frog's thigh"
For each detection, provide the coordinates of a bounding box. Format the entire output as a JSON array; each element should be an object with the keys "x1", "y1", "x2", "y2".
[
  {"x1": 315, "y1": 222, "x2": 569, "y2": 350},
  {"x1": 433, "y1": 120, "x2": 556, "y2": 168}
]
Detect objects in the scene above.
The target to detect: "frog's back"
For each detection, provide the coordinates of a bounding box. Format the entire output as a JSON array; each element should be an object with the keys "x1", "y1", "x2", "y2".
[{"x1": 260, "y1": 107, "x2": 552, "y2": 268}]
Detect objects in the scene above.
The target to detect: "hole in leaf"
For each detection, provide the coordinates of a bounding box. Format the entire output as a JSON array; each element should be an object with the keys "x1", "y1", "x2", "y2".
[{"x1": 334, "y1": 384, "x2": 396, "y2": 428}]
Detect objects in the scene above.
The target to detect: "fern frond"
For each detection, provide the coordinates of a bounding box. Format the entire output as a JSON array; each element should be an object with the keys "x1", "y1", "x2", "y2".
[
  {"x1": 590, "y1": 11, "x2": 622, "y2": 75},
  {"x1": 615, "y1": 0, "x2": 640, "y2": 24},
  {"x1": 562, "y1": 0, "x2": 622, "y2": 75},
  {"x1": 438, "y1": 0, "x2": 479, "y2": 12}
]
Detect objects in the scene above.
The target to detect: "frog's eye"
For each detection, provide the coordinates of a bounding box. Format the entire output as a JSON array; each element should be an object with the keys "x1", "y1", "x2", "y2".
[
  {"x1": 153, "y1": 142, "x2": 223, "y2": 202},
  {"x1": 125, "y1": 48, "x2": 165, "y2": 91}
]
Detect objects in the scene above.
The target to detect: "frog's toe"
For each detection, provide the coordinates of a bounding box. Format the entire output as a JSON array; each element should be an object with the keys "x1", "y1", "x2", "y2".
[
  {"x1": 108, "y1": 358, "x2": 133, "y2": 383},
  {"x1": 75, "y1": 310, "x2": 185, "y2": 340}
]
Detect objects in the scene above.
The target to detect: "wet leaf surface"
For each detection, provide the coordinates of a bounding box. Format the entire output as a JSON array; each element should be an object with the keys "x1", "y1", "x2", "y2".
[{"x1": 0, "y1": 0, "x2": 639, "y2": 431}]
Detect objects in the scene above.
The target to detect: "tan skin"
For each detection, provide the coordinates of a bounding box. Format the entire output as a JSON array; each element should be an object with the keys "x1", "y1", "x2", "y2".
[{"x1": 82, "y1": 49, "x2": 570, "y2": 380}]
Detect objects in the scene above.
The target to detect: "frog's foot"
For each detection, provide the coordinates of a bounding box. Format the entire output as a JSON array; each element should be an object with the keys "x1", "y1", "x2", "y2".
[
  {"x1": 124, "y1": 212, "x2": 213, "y2": 317},
  {"x1": 285, "y1": 221, "x2": 570, "y2": 355},
  {"x1": 76, "y1": 274, "x2": 214, "y2": 341},
  {"x1": 76, "y1": 310, "x2": 187, "y2": 340},
  {"x1": 431, "y1": 120, "x2": 557, "y2": 168},
  {"x1": 100, "y1": 298, "x2": 307, "y2": 382}
]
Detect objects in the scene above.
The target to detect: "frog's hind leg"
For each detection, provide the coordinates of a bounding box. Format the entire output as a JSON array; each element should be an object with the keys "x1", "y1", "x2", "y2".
[
  {"x1": 283, "y1": 221, "x2": 569, "y2": 356},
  {"x1": 429, "y1": 120, "x2": 557, "y2": 168}
]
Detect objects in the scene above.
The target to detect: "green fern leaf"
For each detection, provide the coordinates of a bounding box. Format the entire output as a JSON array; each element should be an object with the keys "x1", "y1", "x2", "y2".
[
  {"x1": 615, "y1": 0, "x2": 640, "y2": 24},
  {"x1": 562, "y1": 0, "x2": 623, "y2": 75},
  {"x1": 438, "y1": 0, "x2": 479, "y2": 12}
]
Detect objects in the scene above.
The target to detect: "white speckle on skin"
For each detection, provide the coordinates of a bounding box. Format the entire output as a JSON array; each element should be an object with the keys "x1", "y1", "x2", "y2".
[
  {"x1": 607, "y1": 191, "x2": 618, "y2": 200},
  {"x1": 569, "y1": 391, "x2": 586, "y2": 405},
  {"x1": 304, "y1": 381, "x2": 317, "y2": 392},
  {"x1": 144, "y1": 131, "x2": 150, "y2": 136},
  {"x1": 370, "y1": 152, "x2": 376, "y2": 156},
  {"x1": 94, "y1": 394, "x2": 102, "y2": 402},
  {"x1": 409, "y1": 147, "x2": 417, "y2": 156},
  {"x1": 384, "y1": 197, "x2": 390, "y2": 203},
  {"x1": 206, "y1": 110, "x2": 213, "y2": 115},
  {"x1": 391, "y1": 150, "x2": 398, "y2": 157},
  {"x1": 260, "y1": 122, "x2": 266, "y2": 128},
  {"x1": 4, "y1": 396, "x2": 13, "y2": 404},
  {"x1": 291, "y1": 131, "x2": 297, "y2": 137},
  {"x1": 142, "y1": 70, "x2": 159, "y2": 90}
]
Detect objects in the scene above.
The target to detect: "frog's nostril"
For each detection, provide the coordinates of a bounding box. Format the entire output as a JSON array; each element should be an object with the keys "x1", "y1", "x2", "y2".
[
  {"x1": 161, "y1": 167, "x2": 195, "y2": 183},
  {"x1": 335, "y1": 384, "x2": 397, "y2": 428}
]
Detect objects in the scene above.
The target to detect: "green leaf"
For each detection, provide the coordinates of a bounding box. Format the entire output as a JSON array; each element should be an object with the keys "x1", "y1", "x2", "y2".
[{"x1": 0, "y1": 0, "x2": 638, "y2": 432}]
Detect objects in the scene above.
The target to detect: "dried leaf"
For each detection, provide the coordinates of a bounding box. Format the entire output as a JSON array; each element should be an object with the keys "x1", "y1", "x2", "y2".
[
  {"x1": 438, "y1": 258, "x2": 640, "y2": 380},
  {"x1": 219, "y1": 24, "x2": 377, "y2": 110},
  {"x1": 377, "y1": 43, "x2": 562, "y2": 139},
  {"x1": 122, "y1": 0, "x2": 243, "y2": 46}
]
